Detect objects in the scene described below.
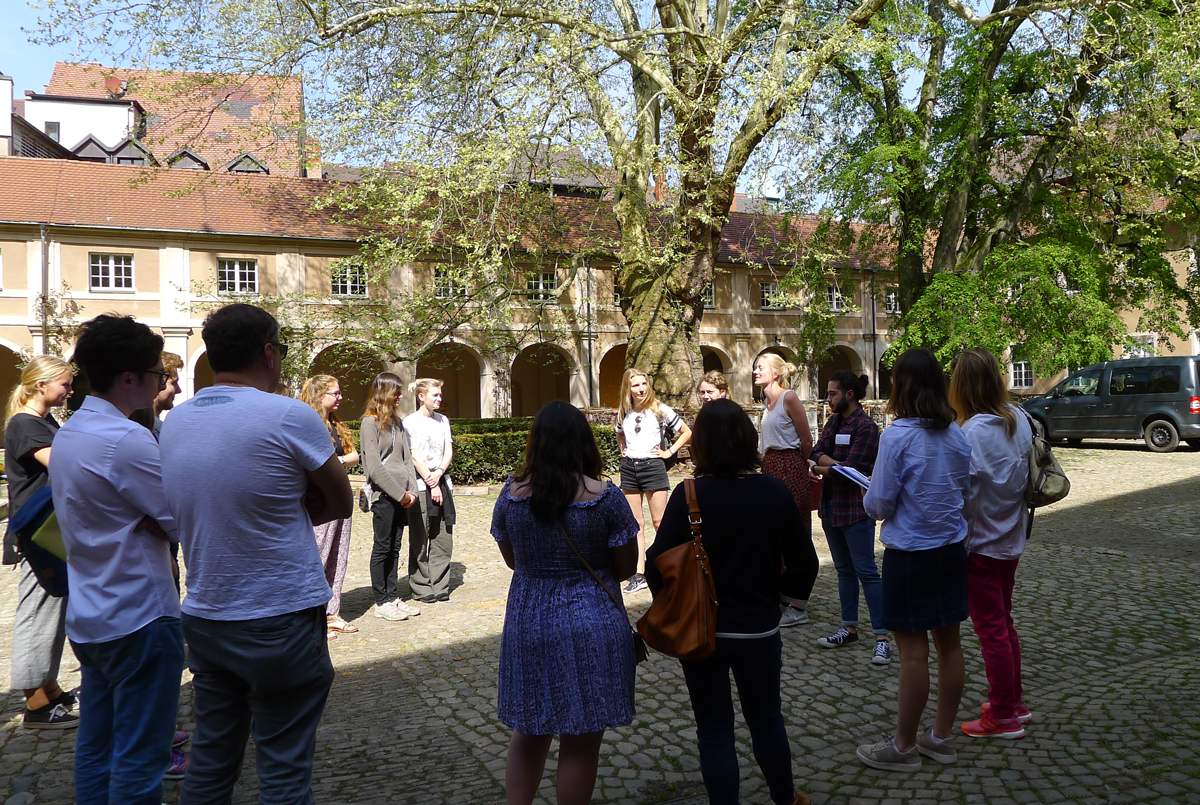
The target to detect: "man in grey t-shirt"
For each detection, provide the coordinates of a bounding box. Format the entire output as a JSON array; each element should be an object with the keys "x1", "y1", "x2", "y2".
[{"x1": 160, "y1": 304, "x2": 352, "y2": 805}]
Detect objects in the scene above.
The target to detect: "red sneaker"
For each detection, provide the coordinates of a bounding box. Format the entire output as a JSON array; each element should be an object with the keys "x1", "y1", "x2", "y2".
[
  {"x1": 164, "y1": 749, "x2": 190, "y2": 781},
  {"x1": 962, "y1": 711, "x2": 1025, "y2": 739},
  {"x1": 982, "y1": 700, "x2": 1034, "y2": 724}
]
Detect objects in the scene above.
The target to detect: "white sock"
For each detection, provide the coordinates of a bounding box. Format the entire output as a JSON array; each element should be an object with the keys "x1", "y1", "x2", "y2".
[{"x1": 927, "y1": 731, "x2": 946, "y2": 744}]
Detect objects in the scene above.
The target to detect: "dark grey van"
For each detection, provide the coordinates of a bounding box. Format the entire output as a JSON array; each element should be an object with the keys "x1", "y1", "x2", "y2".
[{"x1": 1021, "y1": 356, "x2": 1200, "y2": 453}]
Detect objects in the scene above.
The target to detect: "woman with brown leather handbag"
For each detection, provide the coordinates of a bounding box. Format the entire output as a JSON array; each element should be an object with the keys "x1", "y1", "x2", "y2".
[{"x1": 645, "y1": 400, "x2": 813, "y2": 805}]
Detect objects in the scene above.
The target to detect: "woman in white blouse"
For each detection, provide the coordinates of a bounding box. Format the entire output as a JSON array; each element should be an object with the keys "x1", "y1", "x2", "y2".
[{"x1": 404, "y1": 378, "x2": 456, "y2": 604}]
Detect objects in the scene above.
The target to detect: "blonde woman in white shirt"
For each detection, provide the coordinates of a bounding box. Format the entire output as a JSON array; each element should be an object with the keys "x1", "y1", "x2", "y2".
[
  {"x1": 404, "y1": 378, "x2": 456, "y2": 603},
  {"x1": 615, "y1": 368, "x2": 691, "y2": 594}
]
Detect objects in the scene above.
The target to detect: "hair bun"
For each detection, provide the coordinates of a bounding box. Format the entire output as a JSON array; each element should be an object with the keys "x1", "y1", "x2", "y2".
[{"x1": 858, "y1": 374, "x2": 869, "y2": 385}]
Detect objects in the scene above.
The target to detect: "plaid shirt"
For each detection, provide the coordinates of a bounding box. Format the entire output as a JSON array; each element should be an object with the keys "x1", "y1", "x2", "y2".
[{"x1": 810, "y1": 406, "x2": 881, "y2": 526}]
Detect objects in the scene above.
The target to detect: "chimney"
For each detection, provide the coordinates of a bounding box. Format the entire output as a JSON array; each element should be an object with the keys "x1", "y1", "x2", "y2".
[
  {"x1": 104, "y1": 75, "x2": 126, "y2": 97},
  {"x1": 0, "y1": 73, "x2": 12, "y2": 156}
]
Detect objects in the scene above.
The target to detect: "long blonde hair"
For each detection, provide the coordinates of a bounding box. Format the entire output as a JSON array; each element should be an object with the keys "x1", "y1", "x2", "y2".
[
  {"x1": 299, "y1": 374, "x2": 355, "y2": 453},
  {"x1": 950, "y1": 348, "x2": 1017, "y2": 437},
  {"x1": 755, "y1": 352, "x2": 799, "y2": 388},
  {"x1": 617, "y1": 368, "x2": 663, "y2": 421},
  {"x1": 363, "y1": 372, "x2": 404, "y2": 430},
  {"x1": 6, "y1": 356, "x2": 72, "y2": 423}
]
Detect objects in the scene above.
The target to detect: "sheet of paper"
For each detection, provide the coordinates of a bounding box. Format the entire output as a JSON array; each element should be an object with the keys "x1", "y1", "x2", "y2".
[{"x1": 831, "y1": 464, "x2": 870, "y2": 490}]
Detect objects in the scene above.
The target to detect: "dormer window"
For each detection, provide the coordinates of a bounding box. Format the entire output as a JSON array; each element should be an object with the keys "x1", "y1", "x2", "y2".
[
  {"x1": 226, "y1": 153, "x2": 269, "y2": 174},
  {"x1": 167, "y1": 148, "x2": 210, "y2": 171}
]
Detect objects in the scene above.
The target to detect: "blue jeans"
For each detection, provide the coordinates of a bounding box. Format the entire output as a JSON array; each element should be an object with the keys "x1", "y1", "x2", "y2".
[
  {"x1": 71, "y1": 617, "x2": 185, "y2": 805},
  {"x1": 180, "y1": 606, "x2": 333, "y2": 805},
  {"x1": 823, "y1": 518, "x2": 886, "y2": 635},
  {"x1": 680, "y1": 634, "x2": 794, "y2": 805}
]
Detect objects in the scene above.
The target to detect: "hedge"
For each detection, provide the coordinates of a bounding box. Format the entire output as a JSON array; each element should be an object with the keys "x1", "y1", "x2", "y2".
[{"x1": 342, "y1": 418, "x2": 620, "y2": 485}]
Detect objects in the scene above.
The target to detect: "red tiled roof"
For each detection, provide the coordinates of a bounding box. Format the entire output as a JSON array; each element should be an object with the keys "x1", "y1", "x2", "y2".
[
  {"x1": 45, "y1": 63, "x2": 308, "y2": 177},
  {"x1": 0, "y1": 157, "x2": 891, "y2": 268},
  {"x1": 0, "y1": 157, "x2": 362, "y2": 240}
]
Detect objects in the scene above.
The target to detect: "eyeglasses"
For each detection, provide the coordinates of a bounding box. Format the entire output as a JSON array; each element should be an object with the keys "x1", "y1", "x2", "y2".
[
  {"x1": 269, "y1": 342, "x2": 290, "y2": 359},
  {"x1": 634, "y1": 414, "x2": 643, "y2": 434},
  {"x1": 323, "y1": 391, "x2": 343, "y2": 399},
  {"x1": 143, "y1": 369, "x2": 170, "y2": 389}
]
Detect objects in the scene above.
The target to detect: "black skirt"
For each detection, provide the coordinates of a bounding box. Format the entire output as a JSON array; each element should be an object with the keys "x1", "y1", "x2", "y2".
[{"x1": 880, "y1": 541, "x2": 969, "y2": 633}]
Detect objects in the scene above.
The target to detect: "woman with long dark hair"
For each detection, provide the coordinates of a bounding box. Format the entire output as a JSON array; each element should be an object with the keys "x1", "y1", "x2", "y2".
[
  {"x1": 361, "y1": 373, "x2": 419, "y2": 622},
  {"x1": 951, "y1": 348, "x2": 1034, "y2": 739},
  {"x1": 858, "y1": 349, "x2": 973, "y2": 772},
  {"x1": 646, "y1": 400, "x2": 812, "y2": 805},
  {"x1": 491, "y1": 401, "x2": 639, "y2": 805}
]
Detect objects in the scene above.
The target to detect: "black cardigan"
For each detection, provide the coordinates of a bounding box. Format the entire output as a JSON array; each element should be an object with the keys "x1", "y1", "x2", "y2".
[{"x1": 645, "y1": 474, "x2": 810, "y2": 636}]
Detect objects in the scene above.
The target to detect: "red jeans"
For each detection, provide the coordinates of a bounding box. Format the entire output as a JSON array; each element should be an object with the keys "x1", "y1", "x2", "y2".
[{"x1": 967, "y1": 552, "x2": 1023, "y2": 720}]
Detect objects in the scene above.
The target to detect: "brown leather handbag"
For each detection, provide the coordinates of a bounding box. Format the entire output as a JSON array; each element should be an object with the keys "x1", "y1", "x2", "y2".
[{"x1": 636, "y1": 479, "x2": 719, "y2": 660}]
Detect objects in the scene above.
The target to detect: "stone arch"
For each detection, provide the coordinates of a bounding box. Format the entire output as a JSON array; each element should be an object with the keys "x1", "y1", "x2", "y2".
[
  {"x1": 0, "y1": 342, "x2": 24, "y2": 422},
  {"x1": 416, "y1": 341, "x2": 484, "y2": 420},
  {"x1": 701, "y1": 344, "x2": 733, "y2": 374},
  {"x1": 817, "y1": 344, "x2": 864, "y2": 396},
  {"x1": 308, "y1": 343, "x2": 387, "y2": 420},
  {"x1": 751, "y1": 345, "x2": 801, "y2": 401},
  {"x1": 511, "y1": 343, "x2": 573, "y2": 417},
  {"x1": 598, "y1": 342, "x2": 627, "y2": 409},
  {"x1": 192, "y1": 349, "x2": 215, "y2": 395}
]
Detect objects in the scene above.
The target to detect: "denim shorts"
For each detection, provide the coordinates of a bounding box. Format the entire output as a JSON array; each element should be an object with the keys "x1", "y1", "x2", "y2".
[
  {"x1": 619, "y1": 457, "x2": 669, "y2": 492},
  {"x1": 880, "y1": 541, "x2": 969, "y2": 633}
]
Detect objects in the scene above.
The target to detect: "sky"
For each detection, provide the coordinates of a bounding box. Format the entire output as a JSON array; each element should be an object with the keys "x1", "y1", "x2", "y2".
[{"x1": 0, "y1": 2, "x2": 86, "y2": 96}]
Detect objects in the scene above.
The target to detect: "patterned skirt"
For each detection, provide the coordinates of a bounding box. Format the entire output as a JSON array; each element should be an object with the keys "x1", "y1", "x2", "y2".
[{"x1": 763, "y1": 448, "x2": 814, "y2": 538}]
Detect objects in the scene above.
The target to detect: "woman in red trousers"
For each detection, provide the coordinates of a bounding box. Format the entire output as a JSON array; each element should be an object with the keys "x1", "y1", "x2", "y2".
[{"x1": 950, "y1": 349, "x2": 1035, "y2": 739}]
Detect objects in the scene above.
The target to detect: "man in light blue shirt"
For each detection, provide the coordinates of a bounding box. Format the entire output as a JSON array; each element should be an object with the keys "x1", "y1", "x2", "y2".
[{"x1": 50, "y1": 315, "x2": 184, "y2": 805}]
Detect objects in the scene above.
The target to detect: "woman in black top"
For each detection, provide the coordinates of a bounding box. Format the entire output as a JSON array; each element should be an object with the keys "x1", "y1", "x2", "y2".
[
  {"x1": 3, "y1": 355, "x2": 78, "y2": 729},
  {"x1": 645, "y1": 400, "x2": 811, "y2": 805}
]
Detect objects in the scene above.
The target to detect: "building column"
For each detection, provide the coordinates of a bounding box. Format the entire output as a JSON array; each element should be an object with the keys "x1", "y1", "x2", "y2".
[
  {"x1": 734, "y1": 335, "x2": 752, "y2": 402},
  {"x1": 161, "y1": 326, "x2": 194, "y2": 398},
  {"x1": 276, "y1": 252, "x2": 305, "y2": 295}
]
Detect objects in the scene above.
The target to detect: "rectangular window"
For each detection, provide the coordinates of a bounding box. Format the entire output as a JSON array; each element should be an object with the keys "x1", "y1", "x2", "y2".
[
  {"x1": 884, "y1": 289, "x2": 900, "y2": 314},
  {"x1": 217, "y1": 259, "x2": 258, "y2": 294},
  {"x1": 45, "y1": 122, "x2": 60, "y2": 142},
  {"x1": 116, "y1": 156, "x2": 146, "y2": 166},
  {"x1": 331, "y1": 263, "x2": 368, "y2": 297},
  {"x1": 434, "y1": 267, "x2": 467, "y2": 300},
  {"x1": 703, "y1": 283, "x2": 716, "y2": 309},
  {"x1": 527, "y1": 270, "x2": 558, "y2": 303},
  {"x1": 1125, "y1": 334, "x2": 1156, "y2": 358},
  {"x1": 89, "y1": 253, "x2": 134, "y2": 291},
  {"x1": 1011, "y1": 361, "x2": 1034, "y2": 389},
  {"x1": 760, "y1": 281, "x2": 779, "y2": 310},
  {"x1": 1111, "y1": 365, "x2": 1181, "y2": 395},
  {"x1": 827, "y1": 286, "x2": 845, "y2": 312}
]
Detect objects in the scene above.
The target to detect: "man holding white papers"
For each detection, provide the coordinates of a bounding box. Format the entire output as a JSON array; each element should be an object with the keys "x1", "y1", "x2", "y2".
[{"x1": 808, "y1": 372, "x2": 889, "y2": 664}]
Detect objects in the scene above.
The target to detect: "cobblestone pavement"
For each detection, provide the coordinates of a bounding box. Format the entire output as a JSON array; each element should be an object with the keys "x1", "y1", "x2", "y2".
[{"x1": 2, "y1": 441, "x2": 1200, "y2": 804}]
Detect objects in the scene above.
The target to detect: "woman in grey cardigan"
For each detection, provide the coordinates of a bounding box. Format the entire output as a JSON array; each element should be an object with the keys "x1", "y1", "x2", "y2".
[{"x1": 361, "y1": 373, "x2": 420, "y2": 622}]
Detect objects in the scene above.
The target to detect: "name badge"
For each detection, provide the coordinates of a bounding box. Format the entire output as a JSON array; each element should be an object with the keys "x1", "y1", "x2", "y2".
[{"x1": 836, "y1": 433, "x2": 851, "y2": 446}]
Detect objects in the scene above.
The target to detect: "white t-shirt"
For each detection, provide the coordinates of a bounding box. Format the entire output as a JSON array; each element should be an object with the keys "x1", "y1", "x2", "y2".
[
  {"x1": 403, "y1": 411, "x2": 452, "y2": 491},
  {"x1": 159, "y1": 385, "x2": 335, "y2": 620},
  {"x1": 616, "y1": 404, "x2": 681, "y2": 459}
]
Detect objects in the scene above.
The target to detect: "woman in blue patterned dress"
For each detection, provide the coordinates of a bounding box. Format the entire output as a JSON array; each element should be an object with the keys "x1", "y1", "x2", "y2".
[{"x1": 491, "y1": 401, "x2": 640, "y2": 805}]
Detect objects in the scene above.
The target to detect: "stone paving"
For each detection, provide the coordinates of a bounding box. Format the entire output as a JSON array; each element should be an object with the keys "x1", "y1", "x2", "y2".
[{"x1": 2, "y1": 441, "x2": 1200, "y2": 804}]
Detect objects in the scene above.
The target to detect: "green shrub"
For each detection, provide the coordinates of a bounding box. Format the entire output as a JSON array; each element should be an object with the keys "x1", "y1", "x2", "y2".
[{"x1": 342, "y1": 418, "x2": 621, "y2": 485}]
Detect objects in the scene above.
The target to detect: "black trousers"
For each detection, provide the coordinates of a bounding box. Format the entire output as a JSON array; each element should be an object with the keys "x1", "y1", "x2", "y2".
[
  {"x1": 180, "y1": 606, "x2": 334, "y2": 805},
  {"x1": 370, "y1": 494, "x2": 407, "y2": 606}
]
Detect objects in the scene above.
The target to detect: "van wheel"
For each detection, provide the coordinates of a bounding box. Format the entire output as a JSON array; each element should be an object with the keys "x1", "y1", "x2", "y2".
[{"x1": 1144, "y1": 420, "x2": 1179, "y2": 453}]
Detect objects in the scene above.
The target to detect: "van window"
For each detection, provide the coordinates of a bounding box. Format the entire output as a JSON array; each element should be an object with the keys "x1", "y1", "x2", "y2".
[
  {"x1": 1063, "y1": 371, "x2": 1100, "y2": 397},
  {"x1": 1109, "y1": 365, "x2": 1180, "y2": 395}
]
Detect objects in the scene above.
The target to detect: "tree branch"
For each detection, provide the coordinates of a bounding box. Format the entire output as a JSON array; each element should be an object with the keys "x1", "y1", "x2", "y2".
[{"x1": 944, "y1": 0, "x2": 1111, "y2": 29}]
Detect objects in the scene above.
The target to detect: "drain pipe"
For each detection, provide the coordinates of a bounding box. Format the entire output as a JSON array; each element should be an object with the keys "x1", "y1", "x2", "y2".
[{"x1": 40, "y1": 224, "x2": 49, "y2": 355}]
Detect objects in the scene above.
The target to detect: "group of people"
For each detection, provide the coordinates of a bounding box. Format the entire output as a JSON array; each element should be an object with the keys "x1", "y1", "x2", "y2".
[
  {"x1": 295, "y1": 371, "x2": 457, "y2": 637},
  {"x1": 494, "y1": 346, "x2": 1035, "y2": 804}
]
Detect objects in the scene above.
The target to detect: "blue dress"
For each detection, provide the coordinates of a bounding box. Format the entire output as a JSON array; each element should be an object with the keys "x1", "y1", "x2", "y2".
[{"x1": 490, "y1": 480, "x2": 640, "y2": 735}]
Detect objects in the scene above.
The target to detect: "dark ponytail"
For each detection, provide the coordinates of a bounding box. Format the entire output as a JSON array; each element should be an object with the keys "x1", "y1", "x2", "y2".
[{"x1": 830, "y1": 371, "x2": 869, "y2": 402}]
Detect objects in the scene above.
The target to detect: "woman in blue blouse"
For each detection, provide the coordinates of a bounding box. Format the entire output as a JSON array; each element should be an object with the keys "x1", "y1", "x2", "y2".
[{"x1": 859, "y1": 349, "x2": 973, "y2": 773}]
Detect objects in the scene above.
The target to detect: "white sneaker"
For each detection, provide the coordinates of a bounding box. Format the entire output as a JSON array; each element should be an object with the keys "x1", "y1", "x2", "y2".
[
  {"x1": 374, "y1": 601, "x2": 408, "y2": 621},
  {"x1": 395, "y1": 599, "x2": 422, "y2": 617},
  {"x1": 779, "y1": 605, "x2": 809, "y2": 628}
]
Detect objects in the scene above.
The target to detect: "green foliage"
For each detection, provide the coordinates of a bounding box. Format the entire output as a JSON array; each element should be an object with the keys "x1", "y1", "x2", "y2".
[
  {"x1": 344, "y1": 419, "x2": 619, "y2": 484},
  {"x1": 891, "y1": 240, "x2": 1127, "y2": 374}
]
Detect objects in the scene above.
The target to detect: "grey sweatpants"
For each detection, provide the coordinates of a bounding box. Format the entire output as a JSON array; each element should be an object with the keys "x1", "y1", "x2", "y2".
[
  {"x1": 407, "y1": 494, "x2": 453, "y2": 598},
  {"x1": 10, "y1": 559, "x2": 68, "y2": 690}
]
